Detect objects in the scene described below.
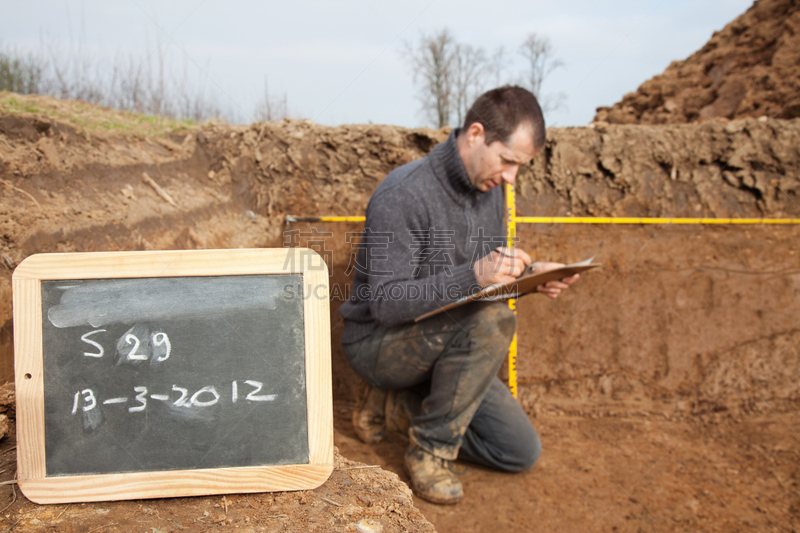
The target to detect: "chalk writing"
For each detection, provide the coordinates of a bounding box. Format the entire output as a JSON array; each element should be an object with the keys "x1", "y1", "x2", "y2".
[
  {"x1": 102, "y1": 397, "x2": 127, "y2": 405},
  {"x1": 72, "y1": 389, "x2": 97, "y2": 414},
  {"x1": 40, "y1": 273, "x2": 310, "y2": 477},
  {"x1": 129, "y1": 386, "x2": 148, "y2": 412},
  {"x1": 125, "y1": 334, "x2": 147, "y2": 361},
  {"x1": 245, "y1": 380, "x2": 277, "y2": 402},
  {"x1": 71, "y1": 380, "x2": 276, "y2": 417},
  {"x1": 172, "y1": 385, "x2": 190, "y2": 407},
  {"x1": 82, "y1": 327, "x2": 173, "y2": 365},
  {"x1": 80, "y1": 330, "x2": 106, "y2": 357},
  {"x1": 152, "y1": 332, "x2": 171, "y2": 361},
  {"x1": 190, "y1": 386, "x2": 220, "y2": 407}
]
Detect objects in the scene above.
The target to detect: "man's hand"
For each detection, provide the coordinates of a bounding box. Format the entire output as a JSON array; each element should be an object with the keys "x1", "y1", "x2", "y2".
[
  {"x1": 530, "y1": 261, "x2": 580, "y2": 299},
  {"x1": 473, "y1": 247, "x2": 532, "y2": 288}
]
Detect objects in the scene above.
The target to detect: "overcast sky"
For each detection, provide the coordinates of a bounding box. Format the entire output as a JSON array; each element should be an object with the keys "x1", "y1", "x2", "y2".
[{"x1": 2, "y1": 0, "x2": 753, "y2": 128}]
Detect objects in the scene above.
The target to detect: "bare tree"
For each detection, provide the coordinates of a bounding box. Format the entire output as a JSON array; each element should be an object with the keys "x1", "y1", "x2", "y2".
[
  {"x1": 452, "y1": 43, "x2": 492, "y2": 125},
  {"x1": 488, "y1": 46, "x2": 511, "y2": 88},
  {"x1": 518, "y1": 33, "x2": 566, "y2": 114},
  {"x1": 401, "y1": 28, "x2": 457, "y2": 128},
  {"x1": 1, "y1": 13, "x2": 242, "y2": 123},
  {"x1": 403, "y1": 29, "x2": 565, "y2": 127},
  {"x1": 254, "y1": 77, "x2": 289, "y2": 122}
]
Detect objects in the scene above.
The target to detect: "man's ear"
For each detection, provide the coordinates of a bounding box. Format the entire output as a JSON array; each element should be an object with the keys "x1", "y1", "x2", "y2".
[{"x1": 465, "y1": 122, "x2": 485, "y2": 146}]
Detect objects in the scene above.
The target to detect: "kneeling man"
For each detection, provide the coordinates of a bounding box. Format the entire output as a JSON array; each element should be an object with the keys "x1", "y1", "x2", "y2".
[{"x1": 339, "y1": 86, "x2": 579, "y2": 504}]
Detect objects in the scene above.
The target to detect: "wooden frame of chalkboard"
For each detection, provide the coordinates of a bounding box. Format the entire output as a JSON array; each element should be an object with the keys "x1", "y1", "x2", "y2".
[{"x1": 12, "y1": 248, "x2": 333, "y2": 504}]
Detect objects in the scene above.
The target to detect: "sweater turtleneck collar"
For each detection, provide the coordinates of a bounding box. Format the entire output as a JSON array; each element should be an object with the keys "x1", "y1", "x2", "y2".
[{"x1": 429, "y1": 128, "x2": 480, "y2": 203}]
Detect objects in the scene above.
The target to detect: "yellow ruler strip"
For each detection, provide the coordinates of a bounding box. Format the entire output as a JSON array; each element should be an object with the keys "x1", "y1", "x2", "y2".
[
  {"x1": 285, "y1": 215, "x2": 366, "y2": 223},
  {"x1": 514, "y1": 217, "x2": 800, "y2": 224},
  {"x1": 287, "y1": 215, "x2": 800, "y2": 225},
  {"x1": 318, "y1": 216, "x2": 366, "y2": 222},
  {"x1": 506, "y1": 184, "x2": 519, "y2": 399}
]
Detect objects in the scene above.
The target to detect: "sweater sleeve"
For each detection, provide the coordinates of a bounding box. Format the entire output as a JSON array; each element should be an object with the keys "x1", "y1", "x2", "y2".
[{"x1": 362, "y1": 187, "x2": 482, "y2": 328}]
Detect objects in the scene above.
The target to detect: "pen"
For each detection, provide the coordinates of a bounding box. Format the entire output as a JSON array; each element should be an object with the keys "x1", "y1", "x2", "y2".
[{"x1": 495, "y1": 248, "x2": 534, "y2": 275}]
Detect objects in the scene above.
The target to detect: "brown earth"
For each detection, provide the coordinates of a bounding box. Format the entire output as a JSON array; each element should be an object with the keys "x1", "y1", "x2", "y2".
[
  {"x1": 0, "y1": 441, "x2": 436, "y2": 532},
  {"x1": 1, "y1": 92, "x2": 799, "y2": 531},
  {"x1": 594, "y1": 0, "x2": 800, "y2": 124}
]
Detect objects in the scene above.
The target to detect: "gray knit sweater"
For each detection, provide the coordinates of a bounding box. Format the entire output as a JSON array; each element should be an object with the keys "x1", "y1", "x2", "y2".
[{"x1": 339, "y1": 129, "x2": 506, "y2": 344}]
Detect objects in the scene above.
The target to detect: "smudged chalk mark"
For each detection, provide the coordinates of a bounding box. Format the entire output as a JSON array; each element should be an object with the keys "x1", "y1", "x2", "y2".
[
  {"x1": 102, "y1": 397, "x2": 127, "y2": 405},
  {"x1": 47, "y1": 275, "x2": 290, "y2": 328}
]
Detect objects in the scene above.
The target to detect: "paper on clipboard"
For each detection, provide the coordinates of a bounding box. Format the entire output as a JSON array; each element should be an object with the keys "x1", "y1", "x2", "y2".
[{"x1": 414, "y1": 257, "x2": 600, "y2": 322}]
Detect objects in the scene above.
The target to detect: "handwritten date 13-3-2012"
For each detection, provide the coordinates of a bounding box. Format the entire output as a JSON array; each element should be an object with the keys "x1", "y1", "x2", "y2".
[{"x1": 72, "y1": 380, "x2": 277, "y2": 415}]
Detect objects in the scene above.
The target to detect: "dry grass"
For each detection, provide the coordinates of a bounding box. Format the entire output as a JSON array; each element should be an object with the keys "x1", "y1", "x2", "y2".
[{"x1": 0, "y1": 91, "x2": 199, "y2": 137}]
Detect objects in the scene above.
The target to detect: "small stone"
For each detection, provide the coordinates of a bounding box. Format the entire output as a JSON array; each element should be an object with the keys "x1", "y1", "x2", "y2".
[
  {"x1": 357, "y1": 519, "x2": 383, "y2": 533},
  {"x1": 724, "y1": 121, "x2": 745, "y2": 134},
  {"x1": 0, "y1": 414, "x2": 8, "y2": 441},
  {"x1": 722, "y1": 171, "x2": 740, "y2": 187},
  {"x1": 664, "y1": 99, "x2": 679, "y2": 113},
  {"x1": 599, "y1": 375, "x2": 613, "y2": 395}
]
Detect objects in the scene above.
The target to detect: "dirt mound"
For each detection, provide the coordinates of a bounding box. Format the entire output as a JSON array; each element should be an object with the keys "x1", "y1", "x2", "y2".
[
  {"x1": 0, "y1": 442, "x2": 436, "y2": 532},
  {"x1": 594, "y1": 0, "x2": 800, "y2": 124}
]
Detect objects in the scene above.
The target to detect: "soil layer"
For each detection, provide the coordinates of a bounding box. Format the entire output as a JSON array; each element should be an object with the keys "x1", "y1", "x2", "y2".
[
  {"x1": 0, "y1": 441, "x2": 435, "y2": 532},
  {"x1": 334, "y1": 399, "x2": 800, "y2": 533}
]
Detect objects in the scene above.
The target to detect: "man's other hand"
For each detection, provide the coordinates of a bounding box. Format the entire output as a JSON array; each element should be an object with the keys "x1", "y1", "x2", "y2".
[
  {"x1": 474, "y1": 247, "x2": 532, "y2": 288},
  {"x1": 531, "y1": 261, "x2": 580, "y2": 299}
]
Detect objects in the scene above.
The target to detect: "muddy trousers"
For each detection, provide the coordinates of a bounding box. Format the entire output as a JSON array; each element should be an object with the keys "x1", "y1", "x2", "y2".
[{"x1": 343, "y1": 301, "x2": 541, "y2": 473}]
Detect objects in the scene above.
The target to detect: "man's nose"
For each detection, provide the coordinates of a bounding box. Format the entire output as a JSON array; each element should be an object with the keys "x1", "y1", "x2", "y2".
[{"x1": 502, "y1": 165, "x2": 519, "y2": 184}]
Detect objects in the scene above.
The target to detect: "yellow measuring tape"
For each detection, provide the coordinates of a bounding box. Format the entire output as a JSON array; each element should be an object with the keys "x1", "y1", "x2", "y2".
[
  {"x1": 285, "y1": 215, "x2": 366, "y2": 223},
  {"x1": 286, "y1": 215, "x2": 800, "y2": 225},
  {"x1": 506, "y1": 185, "x2": 519, "y2": 398},
  {"x1": 286, "y1": 209, "x2": 799, "y2": 399},
  {"x1": 515, "y1": 216, "x2": 800, "y2": 224}
]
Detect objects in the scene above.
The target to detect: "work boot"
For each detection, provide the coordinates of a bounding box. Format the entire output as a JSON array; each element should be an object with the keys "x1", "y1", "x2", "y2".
[
  {"x1": 385, "y1": 389, "x2": 422, "y2": 438},
  {"x1": 404, "y1": 445, "x2": 464, "y2": 505},
  {"x1": 352, "y1": 381, "x2": 388, "y2": 444}
]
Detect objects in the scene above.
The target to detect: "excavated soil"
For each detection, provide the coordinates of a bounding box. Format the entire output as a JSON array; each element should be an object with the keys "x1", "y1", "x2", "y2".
[
  {"x1": 595, "y1": 0, "x2": 800, "y2": 124},
  {"x1": 0, "y1": 441, "x2": 436, "y2": 532},
  {"x1": 1, "y1": 92, "x2": 799, "y2": 531}
]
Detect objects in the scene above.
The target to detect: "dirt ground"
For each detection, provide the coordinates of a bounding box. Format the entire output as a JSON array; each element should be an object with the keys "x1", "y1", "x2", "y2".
[
  {"x1": 0, "y1": 440, "x2": 436, "y2": 532},
  {"x1": 334, "y1": 399, "x2": 800, "y2": 533},
  {"x1": 0, "y1": 399, "x2": 797, "y2": 532},
  {"x1": 595, "y1": 0, "x2": 800, "y2": 124}
]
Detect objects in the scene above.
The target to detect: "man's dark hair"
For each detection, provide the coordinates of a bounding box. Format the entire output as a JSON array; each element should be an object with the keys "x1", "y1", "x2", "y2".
[{"x1": 462, "y1": 86, "x2": 545, "y2": 149}]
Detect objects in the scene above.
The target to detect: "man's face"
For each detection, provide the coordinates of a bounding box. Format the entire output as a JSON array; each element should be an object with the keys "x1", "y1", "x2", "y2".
[{"x1": 463, "y1": 124, "x2": 537, "y2": 192}]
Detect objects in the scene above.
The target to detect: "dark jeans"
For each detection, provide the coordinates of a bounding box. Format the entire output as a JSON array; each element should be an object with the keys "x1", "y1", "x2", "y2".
[{"x1": 344, "y1": 301, "x2": 541, "y2": 473}]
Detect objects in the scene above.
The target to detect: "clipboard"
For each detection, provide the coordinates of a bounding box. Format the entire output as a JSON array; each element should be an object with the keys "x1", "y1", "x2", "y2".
[{"x1": 414, "y1": 257, "x2": 600, "y2": 322}]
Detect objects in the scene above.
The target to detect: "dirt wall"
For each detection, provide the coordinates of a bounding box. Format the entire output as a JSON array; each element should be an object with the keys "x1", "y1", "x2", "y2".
[
  {"x1": 2, "y1": 96, "x2": 798, "y2": 413},
  {"x1": 513, "y1": 119, "x2": 800, "y2": 412},
  {"x1": 0, "y1": 99, "x2": 445, "y2": 400}
]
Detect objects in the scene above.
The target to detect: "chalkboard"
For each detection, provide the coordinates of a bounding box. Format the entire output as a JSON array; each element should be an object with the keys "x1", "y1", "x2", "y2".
[{"x1": 13, "y1": 249, "x2": 333, "y2": 504}]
